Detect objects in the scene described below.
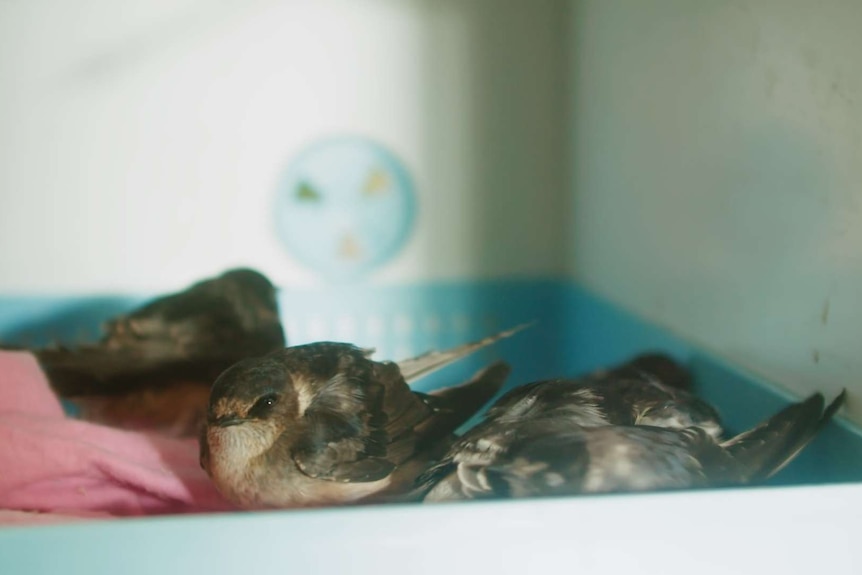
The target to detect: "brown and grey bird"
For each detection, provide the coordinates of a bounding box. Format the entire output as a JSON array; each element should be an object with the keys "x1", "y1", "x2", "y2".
[
  {"x1": 417, "y1": 386, "x2": 845, "y2": 502},
  {"x1": 476, "y1": 353, "x2": 723, "y2": 439},
  {"x1": 30, "y1": 268, "x2": 286, "y2": 436},
  {"x1": 199, "y1": 326, "x2": 529, "y2": 509},
  {"x1": 583, "y1": 352, "x2": 694, "y2": 391}
]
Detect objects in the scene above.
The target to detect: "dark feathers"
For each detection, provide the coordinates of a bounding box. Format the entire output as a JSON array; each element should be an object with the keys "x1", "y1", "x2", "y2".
[
  {"x1": 415, "y1": 352, "x2": 843, "y2": 502},
  {"x1": 482, "y1": 355, "x2": 722, "y2": 438},
  {"x1": 721, "y1": 390, "x2": 847, "y2": 481},
  {"x1": 201, "y1": 333, "x2": 518, "y2": 508},
  {"x1": 420, "y1": 421, "x2": 723, "y2": 501},
  {"x1": 589, "y1": 352, "x2": 694, "y2": 391},
  {"x1": 33, "y1": 268, "x2": 286, "y2": 435},
  {"x1": 40, "y1": 268, "x2": 285, "y2": 395}
]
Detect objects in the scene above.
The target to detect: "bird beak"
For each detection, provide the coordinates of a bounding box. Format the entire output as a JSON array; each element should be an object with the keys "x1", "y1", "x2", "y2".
[{"x1": 212, "y1": 415, "x2": 245, "y2": 428}]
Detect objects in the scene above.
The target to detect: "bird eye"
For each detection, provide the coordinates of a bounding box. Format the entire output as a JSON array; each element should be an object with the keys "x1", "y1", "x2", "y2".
[{"x1": 249, "y1": 393, "x2": 280, "y2": 419}]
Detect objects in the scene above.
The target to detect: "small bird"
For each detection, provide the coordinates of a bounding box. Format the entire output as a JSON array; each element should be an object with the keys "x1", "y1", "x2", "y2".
[
  {"x1": 583, "y1": 352, "x2": 694, "y2": 391},
  {"x1": 477, "y1": 353, "x2": 723, "y2": 439},
  {"x1": 418, "y1": 385, "x2": 845, "y2": 502},
  {"x1": 31, "y1": 268, "x2": 286, "y2": 436},
  {"x1": 199, "y1": 326, "x2": 530, "y2": 509}
]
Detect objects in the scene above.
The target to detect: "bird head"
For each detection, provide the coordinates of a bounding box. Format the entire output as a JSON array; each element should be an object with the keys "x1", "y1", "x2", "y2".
[{"x1": 202, "y1": 343, "x2": 381, "y2": 470}]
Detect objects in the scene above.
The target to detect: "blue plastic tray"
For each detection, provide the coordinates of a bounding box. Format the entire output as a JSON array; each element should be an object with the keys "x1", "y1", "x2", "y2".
[{"x1": 1, "y1": 280, "x2": 860, "y2": 574}]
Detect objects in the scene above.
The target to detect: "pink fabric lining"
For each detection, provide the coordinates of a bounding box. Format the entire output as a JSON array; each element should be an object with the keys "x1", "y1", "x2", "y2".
[{"x1": 0, "y1": 351, "x2": 236, "y2": 525}]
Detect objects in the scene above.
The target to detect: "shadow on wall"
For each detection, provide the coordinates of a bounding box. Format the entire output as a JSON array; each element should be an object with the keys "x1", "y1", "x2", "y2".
[
  {"x1": 411, "y1": 0, "x2": 569, "y2": 363},
  {"x1": 566, "y1": 0, "x2": 862, "y2": 423}
]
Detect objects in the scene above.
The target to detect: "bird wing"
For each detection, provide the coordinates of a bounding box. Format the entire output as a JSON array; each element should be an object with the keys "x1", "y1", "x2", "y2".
[
  {"x1": 396, "y1": 322, "x2": 533, "y2": 384},
  {"x1": 101, "y1": 268, "x2": 285, "y2": 360},
  {"x1": 35, "y1": 268, "x2": 285, "y2": 397},
  {"x1": 721, "y1": 390, "x2": 845, "y2": 481},
  {"x1": 292, "y1": 360, "x2": 510, "y2": 485},
  {"x1": 483, "y1": 371, "x2": 722, "y2": 437},
  {"x1": 291, "y1": 359, "x2": 431, "y2": 483},
  {"x1": 421, "y1": 419, "x2": 723, "y2": 502}
]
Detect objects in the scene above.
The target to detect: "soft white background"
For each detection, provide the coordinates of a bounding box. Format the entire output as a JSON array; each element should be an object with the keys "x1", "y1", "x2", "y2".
[{"x1": 0, "y1": 0, "x2": 568, "y2": 292}]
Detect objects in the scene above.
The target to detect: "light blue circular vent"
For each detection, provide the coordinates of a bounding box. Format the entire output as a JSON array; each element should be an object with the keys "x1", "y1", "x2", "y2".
[{"x1": 274, "y1": 136, "x2": 417, "y2": 282}]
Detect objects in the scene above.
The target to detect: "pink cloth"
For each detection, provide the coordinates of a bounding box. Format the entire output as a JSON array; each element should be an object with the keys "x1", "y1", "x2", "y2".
[{"x1": 0, "y1": 351, "x2": 236, "y2": 525}]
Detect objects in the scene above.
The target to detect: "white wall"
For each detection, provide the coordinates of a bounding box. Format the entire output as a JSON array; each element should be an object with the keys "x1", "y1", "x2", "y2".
[
  {"x1": 0, "y1": 0, "x2": 567, "y2": 293},
  {"x1": 569, "y1": 0, "x2": 862, "y2": 423},
  {"x1": 6, "y1": 0, "x2": 861, "y2": 425}
]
